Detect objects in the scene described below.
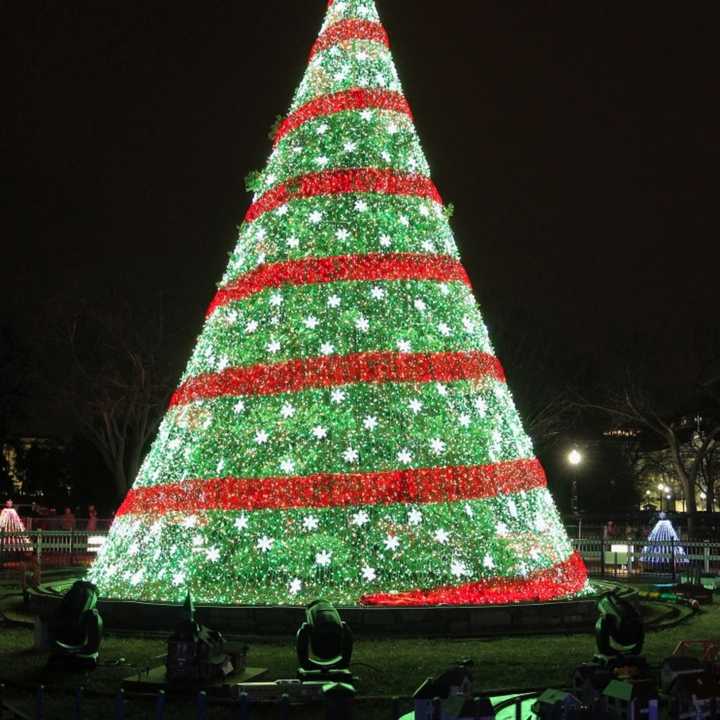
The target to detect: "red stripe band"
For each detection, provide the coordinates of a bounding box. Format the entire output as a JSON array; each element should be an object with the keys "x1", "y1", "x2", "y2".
[
  {"x1": 244, "y1": 168, "x2": 442, "y2": 224},
  {"x1": 275, "y1": 89, "x2": 412, "y2": 146},
  {"x1": 361, "y1": 552, "x2": 588, "y2": 606},
  {"x1": 170, "y1": 350, "x2": 506, "y2": 407},
  {"x1": 116, "y1": 458, "x2": 546, "y2": 516},
  {"x1": 207, "y1": 253, "x2": 469, "y2": 316},
  {"x1": 310, "y1": 20, "x2": 389, "y2": 61}
]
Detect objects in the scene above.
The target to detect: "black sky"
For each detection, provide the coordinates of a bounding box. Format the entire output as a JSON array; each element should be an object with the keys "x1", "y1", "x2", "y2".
[{"x1": 3, "y1": 0, "x2": 720, "y2": 433}]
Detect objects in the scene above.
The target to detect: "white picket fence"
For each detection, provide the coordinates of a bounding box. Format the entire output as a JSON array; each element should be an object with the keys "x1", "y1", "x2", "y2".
[
  {"x1": 2, "y1": 531, "x2": 720, "y2": 582},
  {"x1": 573, "y1": 537, "x2": 720, "y2": 579},
  {"x1": 0, "y1": 530, "x2": 109, "y2": 572}
]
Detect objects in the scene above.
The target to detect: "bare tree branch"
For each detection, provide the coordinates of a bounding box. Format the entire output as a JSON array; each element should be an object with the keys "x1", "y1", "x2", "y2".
[{"x1": 37, "y1": 296, "x2": 175, "y2": 501}]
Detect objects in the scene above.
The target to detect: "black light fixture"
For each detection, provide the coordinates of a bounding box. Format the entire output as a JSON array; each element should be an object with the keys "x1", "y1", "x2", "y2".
[
  {"x1": 47, "y1": 580, "x2": 103, "y2": 671},
  {"x1": 296, "y1": 599, "x2": 353, "y2": 682},
  {"x1": 595, "y1": 591, "x2": 644, "y2": 658}
]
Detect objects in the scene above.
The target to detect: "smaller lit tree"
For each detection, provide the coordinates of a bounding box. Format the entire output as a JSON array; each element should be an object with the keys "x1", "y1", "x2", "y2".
[
  {"x1": 640, "y1": 514, "x2": 688, "y2": 569},
  {"x1": 0, "y1": 501, "x2": 32, "y2": 553}
]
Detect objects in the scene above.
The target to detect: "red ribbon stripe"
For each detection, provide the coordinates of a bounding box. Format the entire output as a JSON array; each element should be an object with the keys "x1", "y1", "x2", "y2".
[
  {"x1": 208, "y1": 253, "x2": 469, "y2": 316},
  {"x1": 361, "y1": 552, "x2": 588, "y2": 606},
  {"x1": 310, "y1": 20, "x2": 389, "y2": 61},
  {"x1": 275, "y1": 89, "x2": 412, "y2": 146},
  {"x1": 170, "y1": 350, "x2": 506, "y2": 407},
  {"x1": 117, "y1": 458, "x2": 547, "y2": 516},
  {"x1": 244, "y1": 168, "x2": 442, "y2": 224}
]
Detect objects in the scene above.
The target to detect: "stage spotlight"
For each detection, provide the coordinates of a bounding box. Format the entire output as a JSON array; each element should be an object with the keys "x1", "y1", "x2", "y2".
[
  {"x1": 296, "y1": 599, "x2": 353, "y2": 682},
  {"x1": 47, "y1": 580, "x2": 103, "y2": 671},
  {"x1": 595, "y1": 591, "x2": 644, "y2": 658}
]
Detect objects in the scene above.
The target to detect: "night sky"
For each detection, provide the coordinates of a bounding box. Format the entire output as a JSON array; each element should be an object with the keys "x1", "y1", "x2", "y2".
[{"x1": 4, "y1": 0, "x2": 720, "y2": 435}]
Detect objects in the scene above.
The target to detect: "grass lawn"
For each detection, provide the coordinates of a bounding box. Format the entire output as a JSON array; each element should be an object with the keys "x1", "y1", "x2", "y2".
[{"x1": 1, "y1": 583, "x2": 718, "y2": 719}]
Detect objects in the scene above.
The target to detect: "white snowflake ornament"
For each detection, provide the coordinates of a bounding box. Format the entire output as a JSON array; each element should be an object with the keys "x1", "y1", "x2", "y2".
[
  {"x1": 355, "y1": 316, "x2": 370, "y2": 332},
  {"x1": 451, "y1": 559, "x2": 470, "y2": 578},
  {"x1": 384, "y1": 534, "x2": 400, "y2": 551},
  {"x1": 434, "y1": 528, "x2": 450, "y2": 544},
  {"x1": 363, "y1": 415, "x2": 378, "y2": 431},
  {"x1": 430, "y1": 438, "x2": 447, "y2": 455},
  {"x1": 303, "y1": 516, "x2": 319, "y2": 531},
  {"x1": 312, "y1": 426, "x2": 328, "y2": 440},
  {"x1": 331, "y1": 388, "x2": 347, "y2": 404},
  {"x1": 397, "y1": 448, "x2": 413, "y2": 464},
  {"x1": 362, "y1": 566, "x2": 377, "y2": 582},
  {"x1": 342, "y1": 447, "x2": 359, "y2": 463}
]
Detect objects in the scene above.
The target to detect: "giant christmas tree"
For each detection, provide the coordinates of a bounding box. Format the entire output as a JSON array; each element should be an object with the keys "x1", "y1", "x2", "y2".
[{"x1": 89, "y1": 0, "x2": 588, "y2": 606}]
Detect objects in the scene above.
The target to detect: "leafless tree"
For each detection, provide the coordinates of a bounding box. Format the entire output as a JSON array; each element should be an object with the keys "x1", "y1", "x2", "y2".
[
  {"x1": 578, "y1": 328, "x2": 720, "y2": 527},
  {"x1": 40, "y1": 298, "x2": 176, "y2": 502},
  {"x1": 487, "y1": 305, "x2": 585, "y2": 449},
  {"x1": 696, "y1": 436, "x2": 720, "y2": 512}
]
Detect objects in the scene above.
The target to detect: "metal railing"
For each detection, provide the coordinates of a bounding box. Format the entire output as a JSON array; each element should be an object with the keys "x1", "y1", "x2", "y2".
[
  {"x1": 572, "y1": 537, "x2": 720, "y2": 580},
  {"x1": 2, "y1": 530, "x2": 720, "y2": 583},
  {"x1": 0, "y1": 530, "x2": 109, "y2": 576}
]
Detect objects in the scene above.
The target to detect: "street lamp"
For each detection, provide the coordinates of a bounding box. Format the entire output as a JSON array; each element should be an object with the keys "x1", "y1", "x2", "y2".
[
  {"x1": 567, "y1": 448, "x2": 583, "y2": 537},
  {"x1": 654, "y1": 483, "x2": 677, "y2": 511}
]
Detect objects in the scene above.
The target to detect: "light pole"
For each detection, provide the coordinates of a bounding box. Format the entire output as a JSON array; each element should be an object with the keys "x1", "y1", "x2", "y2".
[
  {"x1": 567, "y1": 448, "x2": 584, "y2": 538},
  {"x1": 656, "y1": 482, "x2": 674, "y2": 512}
]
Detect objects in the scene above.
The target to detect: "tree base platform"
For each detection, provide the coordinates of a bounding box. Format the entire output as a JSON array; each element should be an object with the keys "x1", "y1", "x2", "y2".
[{"x1": 27, "y1": 578, "x2": 609, "y2": 637}]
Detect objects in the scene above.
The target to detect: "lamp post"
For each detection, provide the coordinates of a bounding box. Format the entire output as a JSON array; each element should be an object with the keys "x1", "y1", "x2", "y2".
[{"x1": 567, "y1": 448, "x2": 583, "y2": 538}]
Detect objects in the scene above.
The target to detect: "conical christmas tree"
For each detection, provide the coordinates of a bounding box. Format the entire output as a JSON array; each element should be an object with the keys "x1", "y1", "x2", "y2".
[
  {"x1": 89, "y1": 0, "x2": 588, "y2": 605},
  {"x1": 0, "y1": 501, "x2": 32, "y2": 554},
  {"x1": 640, "y1": 514, "x2": 688, "y2": 569}
]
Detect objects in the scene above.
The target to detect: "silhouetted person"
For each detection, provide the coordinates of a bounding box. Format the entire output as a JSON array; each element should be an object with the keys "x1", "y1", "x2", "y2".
[
  {"x1": 62, "y1": 507, "x2": 76, "y2": 531},
  {"x1": 86, "y1": 505, "x2": 98, "y2": 531}
]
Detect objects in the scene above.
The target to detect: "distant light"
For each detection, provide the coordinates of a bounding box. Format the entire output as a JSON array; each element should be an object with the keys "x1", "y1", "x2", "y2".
[
  {"x1": 645, "y1": 490, "x2": 651, "y2": 495},
  {"x1": 665, "y1": 494, "x2": 671, "y2": 499},
  {"x1": 567, "y1": 449, "x2": 583, "y2": 466},
  {"x1": 700, "y1": 492, "x2": 707, "y2": 499}
]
